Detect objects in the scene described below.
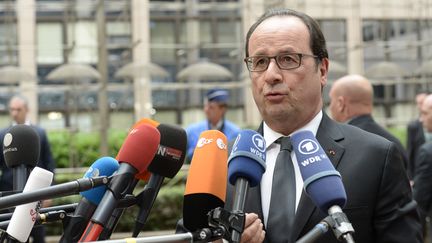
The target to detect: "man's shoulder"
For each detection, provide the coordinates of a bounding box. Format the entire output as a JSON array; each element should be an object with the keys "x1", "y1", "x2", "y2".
[
  {"x1": 30, "y1": 125, "x2": 48, "y2": 136},
  {"x1": 185, "y1": 121, "x2": 207, "y2": 133},
  {"x1": 334, "y1": 120, "x2": 393, "y2": 147},
  {"x1": 354, "y1": 118, "x2": 402, "y2": 144},
  {"x1": 420, "y1": 141, "x2": 432, "y2": 152},
  {"x1": 408, "y1": 119, "x2": 421, "y2": 129},
  {"x1": 0, "y1": 126, "x2": 9, "y2": 135},
  {"x1": 224, "y1": 120, "x2": 240, "y2": 130}
]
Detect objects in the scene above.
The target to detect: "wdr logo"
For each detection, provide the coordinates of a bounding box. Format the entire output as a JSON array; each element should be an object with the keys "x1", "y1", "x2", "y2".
[
  {"x1": 252, "y1": 134, "x2": 265, "y2": 152},
  {"x1": 298, "y1": 138, "x2": 319, "y2": 155}
]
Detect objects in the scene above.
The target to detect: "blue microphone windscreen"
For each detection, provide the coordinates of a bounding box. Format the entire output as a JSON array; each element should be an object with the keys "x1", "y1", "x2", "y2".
[
  {"x1": 80, "y1": 157, "x2": 119, "y2": 205},
  {"x1": 291, "y1": 130, "x2": 346, "y2": 213},
  {"x1": 228, "y1": 130, "x2": 266, "y2": 187}
]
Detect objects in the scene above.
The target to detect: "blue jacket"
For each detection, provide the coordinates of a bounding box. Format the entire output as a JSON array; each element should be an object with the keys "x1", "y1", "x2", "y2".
[{"x1": 186, "y1": 119, "x2": 240, "y2": 161}]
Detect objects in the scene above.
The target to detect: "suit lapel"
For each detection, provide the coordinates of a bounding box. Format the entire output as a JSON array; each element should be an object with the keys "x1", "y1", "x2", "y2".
[{"x1": 291, "y1": 113, "x2": 346, "y2": 240}]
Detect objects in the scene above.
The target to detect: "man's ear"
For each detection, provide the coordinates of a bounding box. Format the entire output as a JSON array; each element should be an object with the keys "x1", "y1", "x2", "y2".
[
  {"x1": 337, "y1": 96, "x2": 346, "y2": 113},
  {"x1": 319, "y1": 58, "x2": 329, "y2": 88}
]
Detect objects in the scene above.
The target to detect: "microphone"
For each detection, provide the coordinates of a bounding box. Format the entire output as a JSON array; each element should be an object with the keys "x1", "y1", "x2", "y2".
[
  {"x1": 0, "y1": 175, "x2": 108, "y2": 210},
  {"x1": 132, "y1": 118, "x2": 161, "y2": 182},
  {"x1": 183, "y1": 130, "x2": 228, "y2": 232},
  {"x1": 131, "y1": 123, "x2": 187, "y2": 237},
  {"x1": 60, "y1": 157, "x2": 119, "y2": 243},
  {"x1": 79, "y1": 124, "x2": 161, "y2": 242},
  {"x1": 6, "y1": 167, "x2": 53, "y2": 243},
  {"x1": 98, "y1": 118, "x2": 163, "y2": 240},
  {"x1": 227, "y1": 130, "x2": 266, "y2": 243},
  {"x1": 291, "y1": 130, "x2": 354, "y2": 243},
  {"x1": 3, "y1": 124, "x2": 40, "y2": 191}
]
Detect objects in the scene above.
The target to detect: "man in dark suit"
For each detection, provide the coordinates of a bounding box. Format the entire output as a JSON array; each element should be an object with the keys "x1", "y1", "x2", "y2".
[
  {"x1": 407, "y1": 92, "x2": 427, "y2": 179},
  {"x1": 0, "y1": 95, "x2": 55, "y2": 243},
  {"x1": 226, "y1": 8, "x2": 422, "y2": 243},
  {"x1": 413, "y1": 94, "x2": 432, "y2": 242},
  {"x1": 328, "y1": 74, "x2": 409, "y2": 170}
]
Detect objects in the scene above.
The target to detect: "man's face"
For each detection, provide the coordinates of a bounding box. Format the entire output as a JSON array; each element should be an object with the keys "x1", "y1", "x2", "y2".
[
  {"x1": 204, "y1": 101, "x2": 225, "y2": 125},
  {"x1": 416, "y1": 93, "x2": 427, "y2": 110},
  {"x1": 420, "y1": 101, "x2": 432, "y2": 132},
  {"x1": 247, "y1": 16, "x2": 328, "y2": 131},
  {"x1": 9, "y1": 99, "x2": 28, "y2": 124}
]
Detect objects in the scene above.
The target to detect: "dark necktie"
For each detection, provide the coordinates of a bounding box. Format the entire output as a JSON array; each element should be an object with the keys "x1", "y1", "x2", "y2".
[{"x1": 267, "y1": 136, "x2": 296, "y2": 243}]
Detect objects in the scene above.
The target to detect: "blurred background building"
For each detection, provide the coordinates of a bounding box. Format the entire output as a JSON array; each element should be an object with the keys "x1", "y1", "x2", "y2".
[{"x1": 0, "y1": 0, "x2": 431, "y2": 132}]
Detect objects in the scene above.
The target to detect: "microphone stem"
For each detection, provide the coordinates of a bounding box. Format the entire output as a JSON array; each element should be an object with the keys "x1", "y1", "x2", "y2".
[
  {"x1": 232, "y1": 179, "x2": 249, "y2": 212},
  {"x1": 231, "y1": 178, "x2": 249, "y2": 243},
  {"x1": 0, "y1": 177, "x2": 108, "y2": 210},
  {"x1": 12, "y1": 165, "x2": 28, "y2": 191},
  {"x1": 132, "y1": 175, "x2": 164, "y2": 237},
  {"x1": 296, "y1": 219, "x2": 330, "y2": 243},
  {"x1": 343, "y1": 233, "x2": 355, "y2": 243},
  {"x1": 328, "y1": 206, "x2": 355, "y2": 243}
]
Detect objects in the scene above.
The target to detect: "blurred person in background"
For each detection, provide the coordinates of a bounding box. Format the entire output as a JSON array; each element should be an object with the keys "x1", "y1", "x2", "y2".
[
  {"x1": 328, "y1": 74, "x2": 408, "y2": 170},
  {"x1": 413, "y1": 94, "x2": 432, "y2": 242},
  {"x1": 185, "y1": 88, "x2": 240, "y2": 161},
  {"x1": 0, "y1": 95, "x2": 56, "y2": 243},
  {"x1": 407, "y1": 92, "x2": 428, "y2": 180}
]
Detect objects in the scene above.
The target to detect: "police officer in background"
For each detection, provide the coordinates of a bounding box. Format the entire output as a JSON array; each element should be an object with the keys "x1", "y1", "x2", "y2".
[{"x1": 185, "y1": 88, "x2": 240, "y2": 161}]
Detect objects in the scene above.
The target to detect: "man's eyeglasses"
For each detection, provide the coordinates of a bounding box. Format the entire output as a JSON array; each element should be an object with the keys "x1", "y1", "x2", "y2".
[{"x1": 244, "y1": 53, "x2": 318, "y2": 72}]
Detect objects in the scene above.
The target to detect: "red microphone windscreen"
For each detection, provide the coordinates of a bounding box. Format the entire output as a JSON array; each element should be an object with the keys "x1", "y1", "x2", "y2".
[
  {"x1": 116, "y1": 124, "x2": 160, "y2": 174},
  {"x1": 130, "y1": 118, "x2": 160, "y2": 181},
  {"x1": 183, "y1": 130, "x2": 228, "y2": 231}
]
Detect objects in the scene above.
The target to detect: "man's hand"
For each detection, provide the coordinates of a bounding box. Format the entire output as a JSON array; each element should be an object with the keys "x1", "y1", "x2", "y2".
[{"x1": 240, "y1": 213, "x2": 265, "y2": 243}]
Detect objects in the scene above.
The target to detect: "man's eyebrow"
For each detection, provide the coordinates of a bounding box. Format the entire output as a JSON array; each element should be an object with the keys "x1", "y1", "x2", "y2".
[{"x1": 250, "y1": 48, "x2": 298, "y2": 56}]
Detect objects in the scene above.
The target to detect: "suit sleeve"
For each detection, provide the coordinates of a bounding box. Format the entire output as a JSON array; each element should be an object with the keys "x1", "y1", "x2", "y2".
[
  {"x1": 374, "y1": 143, "x2": 422, "y2": 242},
  {"x1": 38, "y1": 129, "x2": 56, "y2": 173},
  {"x1": 413, "y1": 145, "x2": 432, "y2": 217},
  {"x1": 406, "y1": 123, "x2": 414, "y2": 162}
]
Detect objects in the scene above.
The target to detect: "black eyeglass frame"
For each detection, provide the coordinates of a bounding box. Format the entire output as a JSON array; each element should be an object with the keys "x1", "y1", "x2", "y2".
[{"x1": 244, "y1": 53, "x2": 319, "y2": 72}]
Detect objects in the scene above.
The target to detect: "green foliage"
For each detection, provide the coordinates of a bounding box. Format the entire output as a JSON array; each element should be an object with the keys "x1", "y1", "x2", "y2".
[
  {"x1": 48, "y1": 131, "x2": 71, "y2": 168},
  {"x1": 388, "y1": 126, "x2": 407, "y2": 148},
  {"x1": 48, "y1": 130, "x2": 128, "y2": 168}
]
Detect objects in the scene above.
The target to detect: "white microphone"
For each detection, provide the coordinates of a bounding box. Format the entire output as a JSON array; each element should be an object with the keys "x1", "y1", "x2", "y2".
[{"x1": 6, "y1": 166, "x2": 54, "y2": 242}]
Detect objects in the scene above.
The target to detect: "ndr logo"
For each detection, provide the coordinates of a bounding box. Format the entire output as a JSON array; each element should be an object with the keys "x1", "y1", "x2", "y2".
[{"x1": 298, "y1": 139, "x2": 319, "y2": 155}]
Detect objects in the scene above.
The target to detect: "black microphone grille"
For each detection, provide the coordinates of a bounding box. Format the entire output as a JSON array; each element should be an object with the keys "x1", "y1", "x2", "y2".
[
  {"x1": 147, "y1": 123, "x2": 187, "y2": 178},
  {"x1": 3, "y1": 125, "x2": 40, "y2": 168}
]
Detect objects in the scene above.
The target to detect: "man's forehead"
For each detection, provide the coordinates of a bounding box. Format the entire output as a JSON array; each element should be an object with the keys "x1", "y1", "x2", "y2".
[
  {"x1": 254, "y1": 15, "x2": 307, "y2": 34},
  {"x1": 249, "y1": 16, "x2": 310, "y2": 53},
  {"x1": 9, "y1": 100, "x2": 26, "y2": 109}
]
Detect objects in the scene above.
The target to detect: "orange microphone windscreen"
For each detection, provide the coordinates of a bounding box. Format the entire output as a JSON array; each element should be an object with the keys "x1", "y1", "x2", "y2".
[{"x1": 183, "y1": 130, "x2": 228, "y2": 231}]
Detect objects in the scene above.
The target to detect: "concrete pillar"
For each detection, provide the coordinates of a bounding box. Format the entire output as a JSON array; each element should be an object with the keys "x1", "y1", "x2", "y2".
[
  {"x1": 241, "y1": 0, "x2": 265, "y2": 127},
  {"x1": 185, "y1": 0, "x2": 200, "y2": 108},
  {"x1": 96, "y1": 0, "x2": 109, "y2": 156},
  {"x1": 346, "y1": 0, "x2": 364, "y2": 75},
  {"x1": 17, "y1": 0, "x2": 38, "y2": 123},
  {"x1": 131, "y1": 0, "x2": 151, "y2": 121}
]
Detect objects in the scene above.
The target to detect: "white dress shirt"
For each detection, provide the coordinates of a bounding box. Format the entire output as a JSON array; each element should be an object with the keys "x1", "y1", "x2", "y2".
[{"x1": 261, "y1": 111, "x2": 323, "y2": 226}]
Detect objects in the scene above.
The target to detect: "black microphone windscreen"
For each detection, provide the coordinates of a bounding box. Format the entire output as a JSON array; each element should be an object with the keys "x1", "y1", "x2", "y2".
[
  {"x1": 3, "y1": 125, "x2": 40, "y2": 168},
  {"x1": 146, "y1": 124, "x2": 187, "y2": 178}
]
